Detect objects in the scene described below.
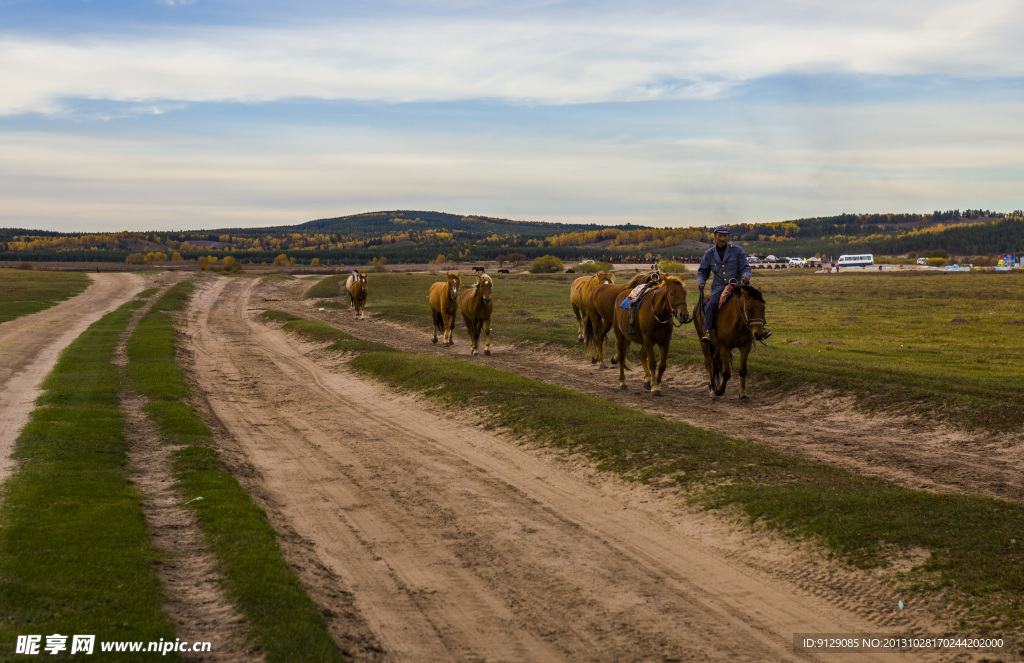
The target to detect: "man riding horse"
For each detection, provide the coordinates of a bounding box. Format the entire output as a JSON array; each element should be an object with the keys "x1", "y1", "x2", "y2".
[{"x1": 697, "y1": 225, "x2": 757, "y2": 346}]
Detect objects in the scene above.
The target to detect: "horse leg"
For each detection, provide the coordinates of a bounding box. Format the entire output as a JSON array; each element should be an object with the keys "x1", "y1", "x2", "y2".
[
  {"x1": 738, "y1": 343, "x2": 752, "y2": 403},
  {"x1": 615, "y1": 330, "x2": 629, "y2": 391},
  {"x1": 483, "y1": 318, "x2": 491, "y2": 356},
  {"x1": 597, "y1": 316, "x2": 613, "y2": 368},
  {"x1": 573, "y1": 303, "x2": 584, "y2": 342},
  {"x1": 640, "y1": 340, "x2": 653, "y2": 391},
  {"x1": 447, "y1": 311, "x2": 457, "y2": 346},
  {"x1": 716, "y1": 346, "x2": 731, "y2": 397},
  {"x1": 431, "y1": 311, "x2": 440, "y2": 344},
  {"x1": 471, "y1": 321, "x2": 480, "y2": 355},
  {"x1": 652, "y1": 341, "x2": 669, "y2": 397}
]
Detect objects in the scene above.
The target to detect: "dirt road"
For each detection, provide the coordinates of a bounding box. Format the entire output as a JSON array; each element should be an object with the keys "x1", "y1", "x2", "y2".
[
  {"x1": 286, "y1": 281, "x2": 1024, "y2": 506},
  {"x1": 182, "y1": 275, "x2": 957, "y2": 662},
  {"x1": 0, "y1": 272, "x2": 144, "y2": 484}
]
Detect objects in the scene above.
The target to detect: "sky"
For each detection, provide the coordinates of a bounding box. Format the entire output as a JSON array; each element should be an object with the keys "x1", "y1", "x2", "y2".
[{"x1": 1, "y1": 0, "x2": 1023, "y2": 232}]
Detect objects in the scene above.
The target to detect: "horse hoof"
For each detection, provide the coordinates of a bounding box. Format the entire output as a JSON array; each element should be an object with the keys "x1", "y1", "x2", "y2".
[
  {"x1": 591, "y1": 357, "x2": 598, "y2": 364},
  {"x1": 643, "y1": 382, "x2": 651, "y2": 391},
  {"x1": 484, "y1": 350, "x2": 490, "y2": 356},
  {"x1": 740, "y1": 395, "x2": 751, "y2": 404},
  {"x1": 652, "y1": 391, "x2": 663, "y2": 397},
  {"x1": 611, "y1": 357, "x2": 618, "y2": 365},
  {"x1": 432, "y1": 338, "x2": 438, "y2": 344},
  {"x1": 619, "y1": 385, "x2": 628, "y2": 391}
]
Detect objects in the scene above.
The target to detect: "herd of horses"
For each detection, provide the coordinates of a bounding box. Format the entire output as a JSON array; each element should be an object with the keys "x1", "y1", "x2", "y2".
[{"x1": 342, "y1": 268, "x2": 769, "y2": 401}]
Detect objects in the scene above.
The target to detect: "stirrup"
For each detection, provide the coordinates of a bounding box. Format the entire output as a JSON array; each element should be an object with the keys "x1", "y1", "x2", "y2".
[{"x1": 700, "y1": 333, "x2": 712, "y2": 345}]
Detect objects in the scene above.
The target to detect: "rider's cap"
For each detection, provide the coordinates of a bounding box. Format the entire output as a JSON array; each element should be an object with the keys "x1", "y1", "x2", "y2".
[{"x1": 713, "y1": 225, "x2": 730, "y2": 235}]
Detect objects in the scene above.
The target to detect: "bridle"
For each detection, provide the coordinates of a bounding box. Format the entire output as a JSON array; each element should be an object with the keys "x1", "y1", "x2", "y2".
[
  {"x1": 651, "y1": 285, "x2": 687, "y2": 327},
  {"x1": 738, "y1": 291, "x2": 771, "y2": 346}
]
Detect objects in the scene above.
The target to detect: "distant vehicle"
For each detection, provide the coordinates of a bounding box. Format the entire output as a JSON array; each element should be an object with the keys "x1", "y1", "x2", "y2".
[
  {"x1": 578, "y1": 259, "x2": 594, "y2": 264},
  {"x1": 787, "y1": 258, "x2": 806, "y2": 265},
  {"x1": 748, "y1": 256, "x2": 762, "y2": 264},
  {"x1": 916, "y1": 257, "x2": 928, "y2": 265},
  {"x1": 765, "y1": 255, "x2": 777, "y2": 262},
  {"x1": 837, "y1": 254, "x2": 874, "y2": 268}
]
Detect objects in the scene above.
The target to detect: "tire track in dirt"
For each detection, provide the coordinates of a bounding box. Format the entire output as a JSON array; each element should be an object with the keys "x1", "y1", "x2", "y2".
[
  {"x1": 0, "y1": 272, "x2": 145, "y2": 485},
  {"x1": 284, "y1": 279, "x2": 1024, "y2": 506},
  {"x1": 181, "y1": 275, "x2": 952, "y2": 662}
]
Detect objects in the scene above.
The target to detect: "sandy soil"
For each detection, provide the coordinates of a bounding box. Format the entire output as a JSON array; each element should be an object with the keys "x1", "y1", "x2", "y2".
[
  {"x1": 174, "y1": 274, "x2": 988, "y2": 662},
  {"x1": 0, "y1": 272, "x2": 145, "y2": 485},
  {"x1": 289, "y1": 282, "x2": 1024, "y2": 506}
]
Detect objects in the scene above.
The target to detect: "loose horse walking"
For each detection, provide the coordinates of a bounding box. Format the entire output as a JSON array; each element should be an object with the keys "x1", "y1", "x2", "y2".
[
  {"x1": 583, "y1": 271, "x2": 663, "y2": 368},
  {"x1": 345, "y1": 271, "x2": 368, "y2": 319},
  {"x1": 461, "y1": 273, "x2": 493, "y2": 356},
  {"x1": 693, "y1": 285, "x2": 769, "y2": 401},
  {"x1": 612, "y1": 275, "x2": 690, "y2": 396},
  {"x1": 570, "y1": 271, "x2": 614, "y2": 342},
  {"x1": 429, "y1": 272, "x2": 462, "y2": 346}
]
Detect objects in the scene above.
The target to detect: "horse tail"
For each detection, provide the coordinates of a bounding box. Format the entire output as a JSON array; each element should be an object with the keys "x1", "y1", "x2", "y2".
[{"x1": 582, "y1": 314, "x2": 595, "y2": 350}]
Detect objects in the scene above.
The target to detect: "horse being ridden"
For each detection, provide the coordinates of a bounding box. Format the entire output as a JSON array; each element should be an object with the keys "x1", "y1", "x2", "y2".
[
  {"x1": 696, "y1": 225, "x2": 752, "y2": 345},
  {"x1": 461, "y1": 273, "x2": 493, "y2": 356},
  {"x1": 611, "y1": 275, "x2": 690, "y2": 396},
  {"x1": 429, "y1": 272, "x2": 462, "y2": 346},
  {"x1": 693, "y1": 284, "x2": 769, "y2": 401},
  {"x1": 345, "y1": 270, "x2": 368, "y2": 319},
  {"x1": 583, "y1": 271, "x2": 664, "y2": 368},
  {"x1": 570, "y1": 270, "x2": 614, "y2": 342}
]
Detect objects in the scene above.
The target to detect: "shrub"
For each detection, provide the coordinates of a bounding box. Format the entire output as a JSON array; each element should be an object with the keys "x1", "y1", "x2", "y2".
[
  {"x1": 926, "y1": 257, "x2": 947, "y2": 267},
  {"x1": 575, "y1": 261, "x2": 613, "y2": 273},
  {"x1": 17, "y1": 262, "x2": 33, "y2": 270},
  {"x1": 528, "y1": 255, "x2": 564, "y2": 274},
  {"x1": 658, "y1": 260, "x2": 687, "y2": 274}
]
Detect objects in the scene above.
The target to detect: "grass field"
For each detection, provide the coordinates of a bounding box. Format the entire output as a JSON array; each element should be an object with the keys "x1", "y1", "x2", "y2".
[
  {"x1": 264, "y1": 308, "x2": 1024, "y2": 635},
  {"x1": 0, "y1": 299, "x2": 180, "y2": 656},
  {"x1": 341, "y1": 269, "x2": 1024, "y2": 431},
  {"x1": 0, "y1": 270, "x2": 91, "y2": 323}
]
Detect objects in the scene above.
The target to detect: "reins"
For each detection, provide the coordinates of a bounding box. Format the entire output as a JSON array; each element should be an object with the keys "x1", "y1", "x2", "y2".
[{"x1": 651, "y1": 285, "x2": 686, "y2": 327}]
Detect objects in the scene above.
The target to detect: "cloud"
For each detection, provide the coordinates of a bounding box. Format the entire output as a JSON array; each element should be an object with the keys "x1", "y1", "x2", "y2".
[{"x1": 1, "y1": 1, "x2": 1022, "y2": 115}]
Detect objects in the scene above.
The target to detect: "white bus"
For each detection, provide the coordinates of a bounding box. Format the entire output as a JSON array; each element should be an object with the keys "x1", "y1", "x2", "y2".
[{"x1": 836, "y1": 254, "x2": 874, "y2": 268}]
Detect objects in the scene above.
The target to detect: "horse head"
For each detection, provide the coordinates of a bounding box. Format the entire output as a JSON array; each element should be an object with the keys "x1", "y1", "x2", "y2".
[
  {"x1": 476, "y1": 274, "x2": 492, "y2": 305},
  {"x1": 660, "y1": 276, "x2": 691, "y2": 324},
  {"x1": 595, "y1": 270, "x2": 615, "y2": 286},
  {"x1": 739, "y1": 286, "x2": 769, "y2": 343},
  {"x1": 446, "y1": 272, "x2": 462, "y2": 300}
]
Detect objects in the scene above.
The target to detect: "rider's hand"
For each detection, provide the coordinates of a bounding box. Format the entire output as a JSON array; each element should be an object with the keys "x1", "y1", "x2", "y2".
[{"x1": 741, "y1": 277, "x2": 750, "y2": 285}]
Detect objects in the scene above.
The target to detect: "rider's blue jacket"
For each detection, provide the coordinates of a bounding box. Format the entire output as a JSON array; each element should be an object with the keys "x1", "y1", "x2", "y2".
[{"x1": 696, "y1": 243, "x2": 752, "y2": 290}]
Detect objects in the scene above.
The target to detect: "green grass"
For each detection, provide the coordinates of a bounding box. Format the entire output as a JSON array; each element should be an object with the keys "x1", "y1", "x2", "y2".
[
  {"x1": 261, "y1": 310, "x2": 390, "y2": 354},
  {"x1": 264, "y1": 309, "x2": 1024, "y2": 632},
  {"x1": 0, "y1": 301, "x2": 180, "y2": 656},
  {"x1": 364, "y1": 270, "x2": 1024, "y2": 431},
  {"x1": 129, "y1": 286, "x2": 345, "y2": 662},
  {"x1": 302, "y1": 275, "x2": 346, "y2": 299},
  {"x1": 0, "y1": 270, "x2": 92, "y2": 323}
]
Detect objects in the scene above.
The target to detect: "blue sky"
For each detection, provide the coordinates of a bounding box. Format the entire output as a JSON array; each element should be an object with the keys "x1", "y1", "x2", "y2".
[{"x1": 1, "y1": 0, "x2": 1022, "y2": 232}]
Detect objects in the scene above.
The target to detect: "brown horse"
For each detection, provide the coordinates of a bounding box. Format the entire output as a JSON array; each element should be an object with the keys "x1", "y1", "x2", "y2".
[
  {"x1": 583, "y1": 271, "x2": 664, "y2": 368},
  {"x1": 461, "y1": 273, "x2": 493, "y2": 356},
  {"x1": 692, "y1": 285, "x2": 769, "y2": 402},
  {"x1": 570, "y1": 270, "x2": 614, "y2": 342},
  {"x1": 429, "y1": 272, "x2": 462, "y2": 346},
  {"x1": 345, "y1": 271, "x2": 368, "y2": 319},
  {"x1": 612, "y1": 275, "x2": 690, "y2": 396}
]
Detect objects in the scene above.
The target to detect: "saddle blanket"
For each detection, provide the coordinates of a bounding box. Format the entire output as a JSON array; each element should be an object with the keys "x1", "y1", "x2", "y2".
[
  {"x1": 718, "y1": 283, "x2": 735, "y2": 311},
  {"x1": 619, "y1": 284, "x2": 653, "y2": 309}
]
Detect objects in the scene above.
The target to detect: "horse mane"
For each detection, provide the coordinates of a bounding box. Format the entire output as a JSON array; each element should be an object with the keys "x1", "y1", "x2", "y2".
[
  {"x1": 467, "y1": 273, "x2": 491, "y2": 298},
  {"x1": 624, "y1": 270, "x2": 666, "y2": 289},
  {"x1": 738, "y1": 284, "x2": 764, "y2": 302}
]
